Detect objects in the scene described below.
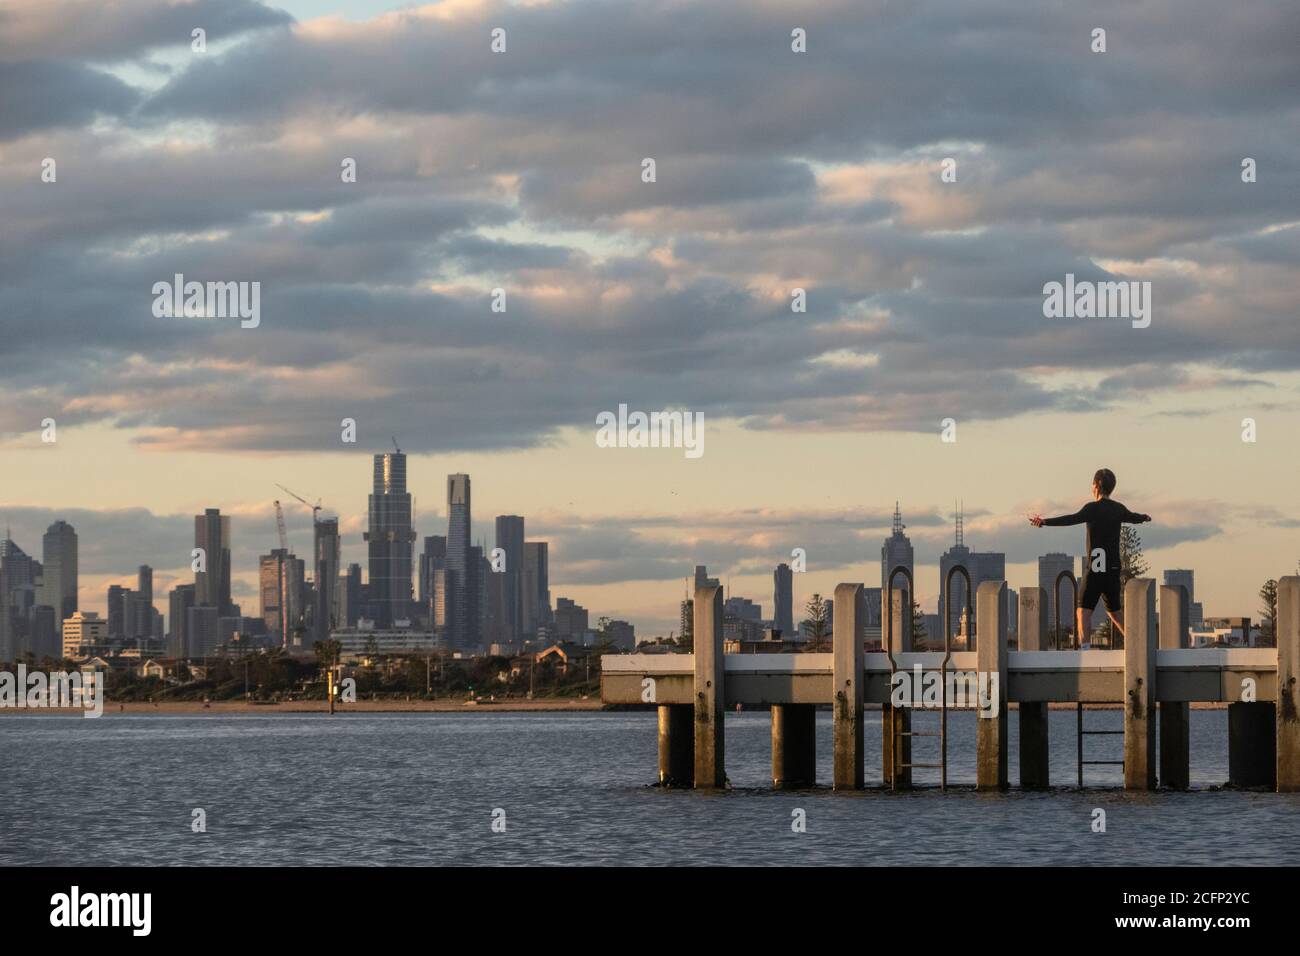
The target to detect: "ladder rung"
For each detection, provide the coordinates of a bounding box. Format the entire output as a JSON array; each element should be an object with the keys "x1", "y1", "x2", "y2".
[
  {"x1": 902, "y1": 762, "x2": 944, "y2": 769},
  {"x1": 900, "y1": 731, "x2": 943, "y2": 737},
  {"x1": 1081, "y1": 760, "x2": 1125, "y2": 766},
  {"x1": 1081, "y1": 730, "x2": 1124, "y2": 735}
]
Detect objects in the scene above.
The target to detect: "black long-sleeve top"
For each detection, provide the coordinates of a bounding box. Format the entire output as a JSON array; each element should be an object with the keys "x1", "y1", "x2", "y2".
[{"x1": 1042, "y1": 498, "x2": 1150, "y2": 576}]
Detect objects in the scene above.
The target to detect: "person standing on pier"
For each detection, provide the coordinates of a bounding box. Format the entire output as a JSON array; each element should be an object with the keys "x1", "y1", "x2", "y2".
[{"x1": 1028, "y1": 468, "x2": 1151, "y2": 648}]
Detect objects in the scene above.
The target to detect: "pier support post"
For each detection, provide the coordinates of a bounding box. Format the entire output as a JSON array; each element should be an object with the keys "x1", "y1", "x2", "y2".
[
  {"x1": 772, "y1": 705, "x2": 816, "y2": 787},
  {"x1": 1228, "y1": 703, "x2": 1275, "y2": 788},
  {"x1": 1279, "y1": 577, "x2": 1300, "y2": 792},
  {"x1": 693, "y1": 584, "x2": 725, "y2": 789},
  {"x1": 1124, "y1": 579, "x2": 1158, "y2": 790},
  {"x1": 658, "y1": 705, "x2": 694, "y2": 787},
  {"x1": 976, "y1": 581, "x2": 1008, "y2": 790},
  {"x1": 1017, "y1": 587, "x2": 1050, "y2": 789},
  {"x1": 833, "y1": 583, "x2": 865, "y2": 790},
  {"x1": 1158, "y1": 585, "x2": 1190, "y2": 790},
  {"x1": 882, "y1": 587, "x2": 910, "y2": 788}
]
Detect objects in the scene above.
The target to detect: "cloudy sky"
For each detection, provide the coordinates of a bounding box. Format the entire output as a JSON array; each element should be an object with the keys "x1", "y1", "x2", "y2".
[{"x1": 2, "y1": 0, "x2": 1299, "y2": 633}]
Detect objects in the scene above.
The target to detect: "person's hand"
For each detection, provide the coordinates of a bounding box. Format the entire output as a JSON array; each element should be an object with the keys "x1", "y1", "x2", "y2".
[{"x1": 1028, "y1": 513, "x2": 1044, "y2": 528}]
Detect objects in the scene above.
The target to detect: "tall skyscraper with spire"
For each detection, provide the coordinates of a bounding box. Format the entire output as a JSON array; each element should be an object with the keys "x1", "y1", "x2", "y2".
[
  {"x1": 881, "y1": 502, "x2": 915, "y2": 598},
  {"x1": 365, "y1": 452, "x2": 415, "y2": 628},
  {"x1": 938, "y1": 502, "x2": 1004, "y2": 647}
]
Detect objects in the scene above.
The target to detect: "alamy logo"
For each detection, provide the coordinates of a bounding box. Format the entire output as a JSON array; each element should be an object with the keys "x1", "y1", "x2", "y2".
[
  {"x1": 0, "y1": 666, "x2": 103, "y2": 718},
  {"x1": 1042, "y1": 273, "x2": 1151, "y2": 329},
  {"x1": 151, "y1": 273, "x2": 260, "y2": 328},
  {"x1": 889, "y1": 666, "x2": 1000, "y2": 718},
  {"x1": 50, "y1": 886, "x2": 151, "y2": 936},
  {"x1": 595, "y1": 404, "x2": 704, "y2": 459}
]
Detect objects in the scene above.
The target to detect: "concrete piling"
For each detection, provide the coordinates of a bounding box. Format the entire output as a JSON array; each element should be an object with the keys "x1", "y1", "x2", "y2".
[
  {"x1": 976, "y1": 581, "x2": 1008, "y2": 790},
  {"x1": 1278, "y1": 577, "x2": 1300, "y2": 792},
  {"x1": 771, "y1": 705, "x2": 816, "y2": 787},
  {"x1": 693, "y1": 584, "x2": 725, "y2": 789},
  {"x1": 832, "y1": 582, "x2": 865, "y2": 790},
  {"x1": 658, "y1": 705, "x2": 694, "y2": 787},
  {"x1": 883, "y1": 587, "x2": 911, "y2": 788},
  {"x1": 1158, "y1": 584, "x2": 1190, "y2": 790},
  {"x1": 1228, "y1": 703, "x2": 1276, "y2": 788},
  {"x1": 1124, "y1": 578, "x2": 1158, "y2": 790},
  {"x1": 1017, "y1": 587, "x2": 1050, "y2": 789}
]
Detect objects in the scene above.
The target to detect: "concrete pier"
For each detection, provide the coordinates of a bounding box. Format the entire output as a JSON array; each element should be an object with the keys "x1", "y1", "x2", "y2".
[
  {"x1": 975, "y1": 580, "x2": 1008, "y2": 790},
  {"x1": 1158, "y1": 584, "x2": 1190, "y2": 790},
  {"x1": 832, "y1": 583, "x2": 865, "y2": 790},
  {"x1": 1278, "y1": 577, "x2": 1300, "y2": 792},
  {"x1": 1124, "y1": 579, "x2": 1158, "y2": 790},
  {"x1": 657, "y1": 705, "x2": 693, "y2": 787},
  {"x1": 882, "y1": 586, "x2": 911, "y2": 788},
  {"x1": 771, "y1": 705, "x2": 816, "y2": 788},
  {"x1": 1017, "y1": 587, "x2": 1050, "y2": 789},
  {"x1": 693, "y1": 584, "x2": 725, "y2": 789}
]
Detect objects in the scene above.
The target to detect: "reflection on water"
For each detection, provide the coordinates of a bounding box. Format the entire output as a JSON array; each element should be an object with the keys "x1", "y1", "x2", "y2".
[{"x1": 3, "y1": 709, "x2": 1297, "y2": 866}]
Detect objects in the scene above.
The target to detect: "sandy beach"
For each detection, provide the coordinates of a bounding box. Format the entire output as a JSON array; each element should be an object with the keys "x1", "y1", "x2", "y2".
[{"x1": 0, "y1": 697, "x2": 608, "y2": 715}]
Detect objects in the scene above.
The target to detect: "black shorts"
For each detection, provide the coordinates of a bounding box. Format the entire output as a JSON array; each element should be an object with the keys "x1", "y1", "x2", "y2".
[{"x1": 1079, "y1": 572, "x2": 1121, "y2": 612}]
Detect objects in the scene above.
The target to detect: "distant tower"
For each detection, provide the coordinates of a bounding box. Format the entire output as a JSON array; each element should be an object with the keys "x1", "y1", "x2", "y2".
[
  {"x1": 955, "y1": 499, "x2": 964, "y2": 547},
  {"x1": 881, "y1": 502, "x2": 914, "y2": 597},
  {"x1": 365, "y1": 453, "x2": 415, "y2": 628}
]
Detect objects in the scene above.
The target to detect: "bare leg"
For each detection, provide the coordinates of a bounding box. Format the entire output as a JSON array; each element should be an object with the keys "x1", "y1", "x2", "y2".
[
  {"x1": 1106, "y1": 607, "x2": 1125, "y2": 644},
  {"x1": 1076, "y1": 606, "x2": 1089, "y2": 649}
]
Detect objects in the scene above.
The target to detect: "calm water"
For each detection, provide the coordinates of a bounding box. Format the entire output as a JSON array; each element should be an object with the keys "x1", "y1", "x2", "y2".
[{"x1": 3, "y1": 709, "x2": 1298, "y2": 866}]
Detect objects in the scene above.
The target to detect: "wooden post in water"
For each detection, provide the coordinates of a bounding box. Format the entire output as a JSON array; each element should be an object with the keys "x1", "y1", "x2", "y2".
[
  {"x1": 1017, "y1": 586, "x2": 1050, "y2": 789},
  {"x1": 693, "y1": 584, "x2": 725, "y2": 789},
  {"x1": 1277, "y1": 576, "x2": 1300, "y2": 792},
  {"x1": 771, "y1": 705, "x2": 816, "y2": 788},
  {"x1": 975, "y1": 581, "x2": 1008, "y2": 790},
  {"x1": 832, "y1": 583, "x2": 865, "y2": 790},
  {"x1": 1158, "y1": 584, "x2": 1189, "y2": 790},
  {"x1": 882, "y1": 587, "x2": 911, "y2": 788},
  {"x1": 1124, "y1": 579, "x2": 1157, "y2": 790},
  {"x1": 658, "y1": 705, "x2": 694, "y2": 787}
]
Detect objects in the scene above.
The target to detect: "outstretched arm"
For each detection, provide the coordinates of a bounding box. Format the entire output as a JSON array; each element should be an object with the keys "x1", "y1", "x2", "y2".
[
  {"x1": 1123, "y1": 507, "x2": 1152, "y2": 523},
  {"x1": 1038, "y1": 508, "x2": 1088, "y2": 527}
]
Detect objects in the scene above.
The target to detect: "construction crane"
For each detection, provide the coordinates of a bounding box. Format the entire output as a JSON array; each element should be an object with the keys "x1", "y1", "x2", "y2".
[
  {"x1": 273, "y1": 500, "x2": 289, "y2": 553},
  {"x1": 276, "y1": 483, "x2": 321, "y2": 525}
]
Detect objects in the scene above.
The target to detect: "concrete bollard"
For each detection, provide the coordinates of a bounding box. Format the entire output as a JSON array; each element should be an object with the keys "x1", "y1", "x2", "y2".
[
  {"x1": 883, "y1": 587, "x2": 911, "y2": 788},
  {"x1": 1277, "y1": 577, "x2": 1300, "y2": 792},
  {"x1": 693, "y1": 584, "x2": 725, "y2": 788},
  {"x1": 658, "y1": 705, "x2": 693, "y2": 787},
  {"x1": 1124, "y1": 579, "x2": 1158, "y2": 790},
  {"x1": 976, "y1": 581, "x2": 1009, "y2": 790},
  {"x1": 1158, "y1": 584, "x2": 1190, "y2": 790},
  {"x1": 832, "y1": 582, "x2": 865, "y2": 789},
  {"x1": 771, "y1": 704, "x2": 816, "y2": 788},
  {"x1": 1017, "y1": 587, "x2": 1050, "y2": 789}
]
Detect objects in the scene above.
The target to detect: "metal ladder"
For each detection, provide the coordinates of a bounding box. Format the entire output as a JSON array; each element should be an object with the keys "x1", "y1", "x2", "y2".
[{"x1": 1076, "y1": 702, "x2": 1124, "y2": 786}]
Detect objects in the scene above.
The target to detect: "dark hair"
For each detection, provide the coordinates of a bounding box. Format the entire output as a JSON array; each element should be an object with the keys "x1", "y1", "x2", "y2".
[{"x1": 1093, "y1": 468, "x2": 1116, "y2": 496}]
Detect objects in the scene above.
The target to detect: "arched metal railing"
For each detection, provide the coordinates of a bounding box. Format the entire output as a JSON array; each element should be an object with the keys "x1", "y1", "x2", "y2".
[{"x1": 1055, "y1": 569, "x2": 1078, "y2": 649}]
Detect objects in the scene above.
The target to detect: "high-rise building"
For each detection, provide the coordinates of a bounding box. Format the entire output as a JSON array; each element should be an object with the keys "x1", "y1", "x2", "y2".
[
  {"x1": 194, "y1": 509, "x2": 233, "y2": 614},
  {"x1": 186, "y1": 605, "x2": 220, "y2": 657},
  {"x1": 1163, "y1": 569, "x2": 1204, "y2": 628},
  {"x1": 30, "y1": 605, "x2": 57, "y2": 660},
  {"x1": 313, "y1": 517, "x2": 341, "y2": 640},
  {"x1": 62, "y1": 611, "x2": 107, "y2": 658},
  {"x1": 281, "y1": 554, "x2": 306, "y2": 648},
  {"x1": 881, "y1": 502, "x2": 915, "y2": 597},
  {"x1": 137, "y1": 565, "x2": 153, "y2": 607},
  {"x1": 773, "y1": 563, "x2": 794, "y2": 636},
  {"x1": 446, "y1": 474, "x2": 472, "y2": 648},
  {"x1": 1038, "y1": 553, "x2": 1076, "y2": 638},
  {"x1": 344, "y1": 563, "x2": 362, "y2": 627},
  {"x1": 1, "y1": 534, "x2": 40, "y2": 659},
  {"x1": 937, "y1": 505, "x2": 1004, "y2": 647},
  {"x1": 418, "y1": 536, "x2": 447, "y2": 613},
  {"x1": 106, "y1": 584, "x2": 128, "y2": 638},
  {"x1": 169, "y1": 584, "x2": 196, "y2": 658},
  {"x1": 494, "y1": 516, "x2": 525, "y2": 643},
  {"x1": 365, "y1": 453, "x2": 416, "y2": 628},
  {"x1": 40, "y1": 521, "x2": 78, "y2": 623},
  {"x1": 259, "y1": 551, "x2": 286, "y2": 643},
  {"x1": 522, "y1": 542, "x2": 550, "y2": 638},
  {"x1": 554, "y1": 597, "x2": 588, "y2": 640}
]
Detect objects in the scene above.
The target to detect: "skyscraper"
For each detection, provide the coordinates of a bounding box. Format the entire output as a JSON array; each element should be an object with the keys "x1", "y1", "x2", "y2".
[
  {"x1": 194, "y1": 508, "x2": 232, "y2": 614},
  {"x1": 313, "y1": 517, "x2": 341, "y2": 640},
  {"x1": 40, "y1": 521, "x2": 78, "y2": 623},
  {"x1": 1163, "y1": 569, "x2": 1203, "y2": 628},
  {"x1": 522, "y1": 541, "x2": 550, "y2": 639},
  {"x1": 494, "y1": 516, "x2": 525, "y2": 643},
  {"x1": 169, "y1": 584, "x2": 195, "y2": 658},
  {"x1": 937, "y1": 505, "x2": 1004, "y2": 647},
  {"x1": 365, "y1": 453, "x2": 416, "y2": 627},
  {"x1": 446, "y1": 474, "x2": 472, "y2": 648},
  {"x1": 773, "y1": 563, "x2": 794, "y2": 636},
  {"x1": 259, "y1": 551, "x2": 286, "y2": 642},
  {"x1": 881, "y1": 502, "x2": 914, "y2": 597},
  {"x1": 419, "y1": 535, "x2": 447, "y2": 613}
]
